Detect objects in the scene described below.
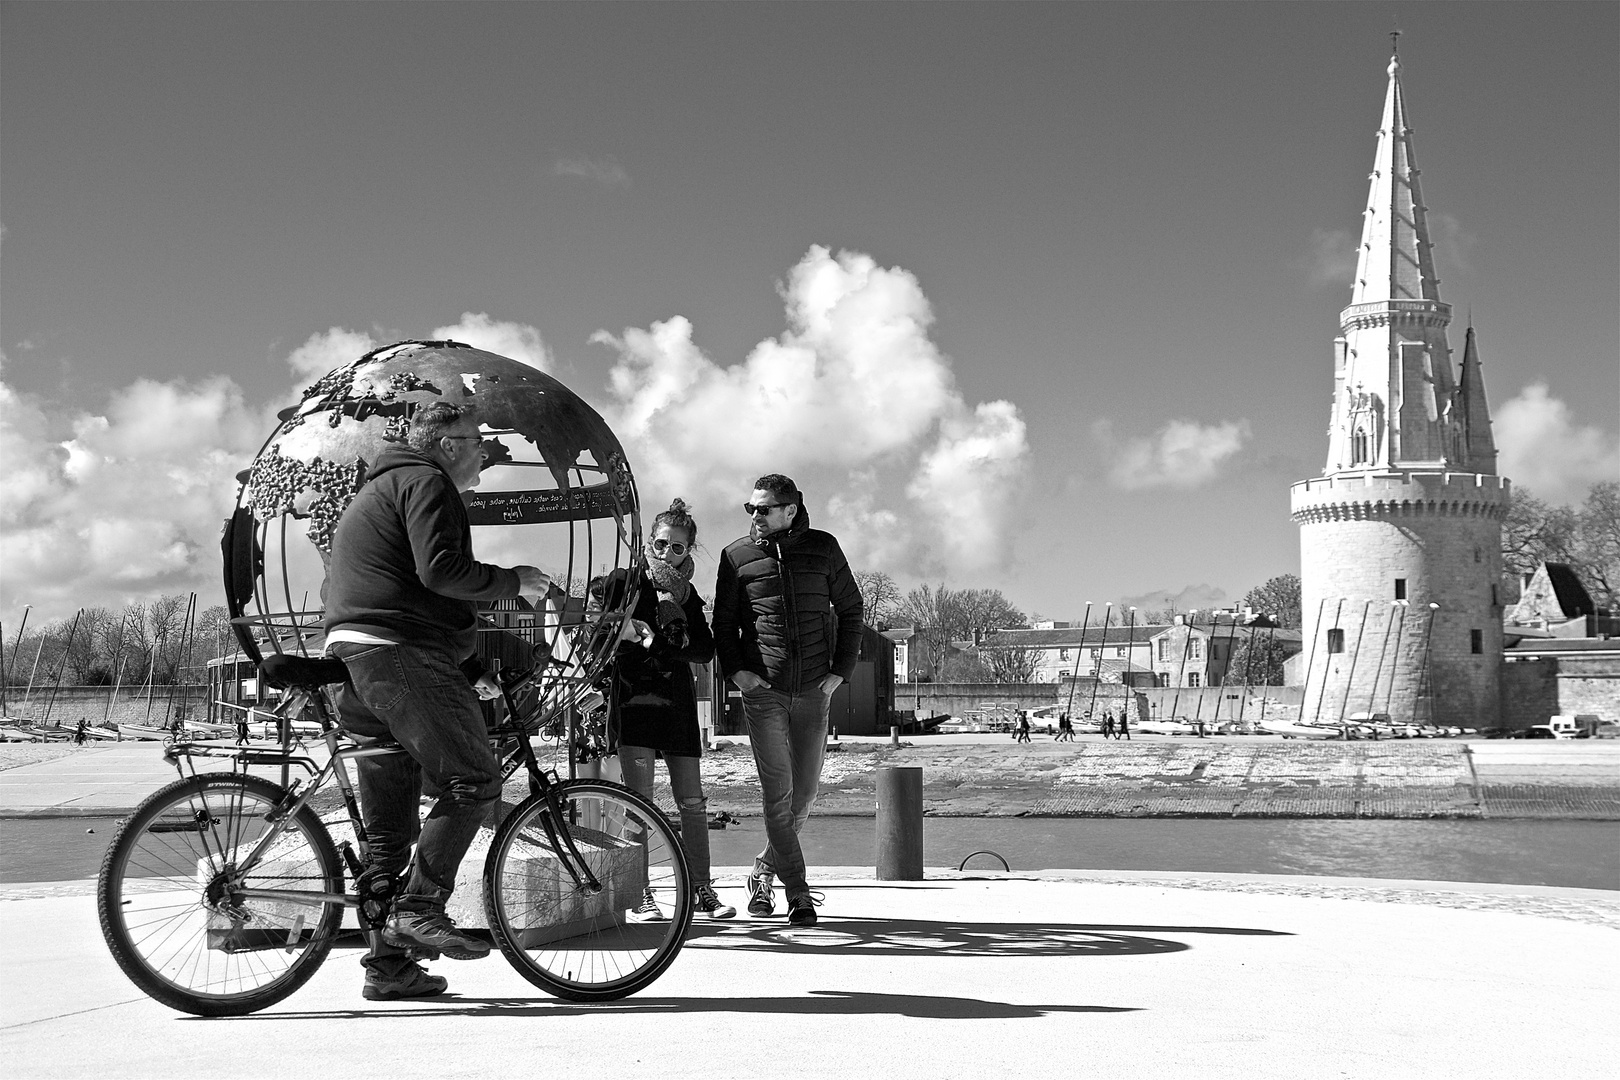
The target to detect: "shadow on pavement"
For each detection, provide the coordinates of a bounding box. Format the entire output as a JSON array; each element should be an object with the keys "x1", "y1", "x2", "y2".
[
  {"x1": 205, "y1": 991, "x2": 1141, "y2": 1021},
  {"x1": 681, "y1": 917, "x2": 1290, "y2": 957}
]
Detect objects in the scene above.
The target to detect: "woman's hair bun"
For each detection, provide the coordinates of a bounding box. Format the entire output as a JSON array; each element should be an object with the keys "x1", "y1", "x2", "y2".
[{"x1": 667, "y1": 497, "x2": 689, "y2": 515}]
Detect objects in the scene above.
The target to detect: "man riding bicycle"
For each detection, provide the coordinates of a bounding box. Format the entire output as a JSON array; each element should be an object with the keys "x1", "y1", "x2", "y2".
[{"x1": 324, "y1": 401, "x2": 549, "y2": 1001}]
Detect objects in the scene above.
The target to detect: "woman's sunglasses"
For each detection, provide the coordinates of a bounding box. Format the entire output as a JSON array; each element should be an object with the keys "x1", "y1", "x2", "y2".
[{"x1": 649, "y1": 538, "x2": 689, "y2": 557}]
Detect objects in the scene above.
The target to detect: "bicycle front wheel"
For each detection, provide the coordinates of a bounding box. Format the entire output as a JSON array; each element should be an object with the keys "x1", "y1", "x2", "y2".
[
  {"x1": 97, "y1": 773, "x2": 345, "y2": 1016},
  {"x1": 485, "y1": 778, "x2": 693, "y2": 1001}
]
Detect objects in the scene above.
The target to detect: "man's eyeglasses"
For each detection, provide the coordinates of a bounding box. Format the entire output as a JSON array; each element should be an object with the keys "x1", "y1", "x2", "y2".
[
  {"x1": 744, "y1": 502, "x2": 787, "y2": 516},
  {"x1": 649, "y1": 538, "x2": 689, "y2": 557}
]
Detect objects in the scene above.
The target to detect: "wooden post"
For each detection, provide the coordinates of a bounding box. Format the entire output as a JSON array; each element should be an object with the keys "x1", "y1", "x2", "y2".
[{"x1": 875, "y1": 765, "x2": 923, "y2": 880}]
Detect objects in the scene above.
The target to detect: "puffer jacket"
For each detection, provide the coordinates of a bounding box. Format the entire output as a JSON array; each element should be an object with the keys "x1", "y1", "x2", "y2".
[{"x1": 712, "y1": 504, "x2": 863, "y2": 693}]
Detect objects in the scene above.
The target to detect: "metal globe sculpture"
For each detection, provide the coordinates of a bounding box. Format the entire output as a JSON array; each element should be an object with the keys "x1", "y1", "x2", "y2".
[{"x1": 223, "y1": 339, "x2": 641, "y2": 730}]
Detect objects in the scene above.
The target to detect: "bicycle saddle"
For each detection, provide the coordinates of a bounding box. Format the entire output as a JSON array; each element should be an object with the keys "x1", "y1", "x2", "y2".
[{"x1": 258, "y1": 653, "x2": 349, "y2": 690}]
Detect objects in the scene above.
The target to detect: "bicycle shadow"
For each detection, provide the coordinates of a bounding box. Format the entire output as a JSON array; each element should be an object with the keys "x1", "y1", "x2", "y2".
[
  {"x1": 211, "y1": 990, "x2": 1141, "y2": 1021},
  {"x1": 680, "y1": 916, "x2": 1291, "y2": 958}
]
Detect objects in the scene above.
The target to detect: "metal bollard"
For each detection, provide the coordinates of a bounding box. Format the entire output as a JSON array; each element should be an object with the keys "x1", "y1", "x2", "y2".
[
  {"x1": 875, "y1": 765, "x2": 924, "y2": 880},
  {"x1": 890, "y1": 725, "x2": 900, "y2": 747}
]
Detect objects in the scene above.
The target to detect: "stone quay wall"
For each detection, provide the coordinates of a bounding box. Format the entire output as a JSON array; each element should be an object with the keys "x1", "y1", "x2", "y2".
[{"x1": 2, "y1": 685, "x2": 210, "y2": 727}]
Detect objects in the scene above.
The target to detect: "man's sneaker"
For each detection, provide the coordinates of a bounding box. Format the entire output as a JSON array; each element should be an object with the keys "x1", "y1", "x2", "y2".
[
  {"x1": 694, "y1": 881, "x2": 736, "y2": 920},
  {"x1": 746, "y1": 869, "x2": 775, "y2": 917},
  {"x1": 362, "y1": 961, "x2": 449, "y2": 1001},
  {"x1": 627, "y1": 888, "x2": 666, "y2": 923},
  {"x1": 787, "y1": 890, "x2": 824, "y2": 927},
  {"x1": 383, "y1": 910, "x2": 490, "y2": 960}
]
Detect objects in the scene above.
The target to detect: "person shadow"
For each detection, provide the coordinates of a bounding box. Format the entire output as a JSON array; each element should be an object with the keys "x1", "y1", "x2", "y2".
[
  {"x1": 680, "y1": 915, "x2": 1289, "y2": 959},
  {"x1": 217, "y1": 915, "x2": 1288, "y2": 1022}
]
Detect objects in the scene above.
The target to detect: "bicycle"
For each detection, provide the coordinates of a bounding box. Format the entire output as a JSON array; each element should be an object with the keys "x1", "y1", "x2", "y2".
[{"x1": 97, "y1": 652, "x2": 694, "y2": 1017}]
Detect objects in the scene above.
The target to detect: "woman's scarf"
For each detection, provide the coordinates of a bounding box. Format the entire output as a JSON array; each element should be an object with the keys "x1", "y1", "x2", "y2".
[{"x1": 644, "y1": 552, "x2": 694, "y2": 606}]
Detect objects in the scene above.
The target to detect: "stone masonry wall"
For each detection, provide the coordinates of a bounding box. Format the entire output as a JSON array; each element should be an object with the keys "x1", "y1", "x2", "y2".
[{"x1": 1294, "y1": 473, "x2": 1505, "y2": 727}]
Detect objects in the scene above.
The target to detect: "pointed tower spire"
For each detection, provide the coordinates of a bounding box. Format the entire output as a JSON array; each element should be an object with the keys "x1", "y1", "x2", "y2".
[
  {"x1": 1324, "y1": 49, "x2": 1458, "y2": 474},
  {"x1": 1456, "y1": 325, "x2": 1498, "y2": 474},
  {"x1": 1350, "y1": 53, "x2": 1441, "y2": 305}
]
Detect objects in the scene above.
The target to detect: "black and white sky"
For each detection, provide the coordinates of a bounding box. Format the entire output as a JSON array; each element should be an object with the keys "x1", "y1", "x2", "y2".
[{"x1": 2, "y1": 1, "x2": 1616, "y2": 624}]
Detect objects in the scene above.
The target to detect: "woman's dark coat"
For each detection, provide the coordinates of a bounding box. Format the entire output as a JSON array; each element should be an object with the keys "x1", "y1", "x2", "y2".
[{"x1": 602, "y1": 566, "x2": 715, "y2": 757}]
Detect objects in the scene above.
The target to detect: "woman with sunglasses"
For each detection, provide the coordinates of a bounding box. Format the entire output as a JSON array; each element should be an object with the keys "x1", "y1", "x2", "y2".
[{"x1": 605, "y1": 498, "x2": 736, "y2": 921}]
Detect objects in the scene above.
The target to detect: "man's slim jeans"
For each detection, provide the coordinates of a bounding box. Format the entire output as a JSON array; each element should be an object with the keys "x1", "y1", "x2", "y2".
[
  {"x1": 329, "y1": 641, "x2": 500, "y2": 912},
  {"x1": 740, "y1": 685, "x2": 829, "y2": 896}
]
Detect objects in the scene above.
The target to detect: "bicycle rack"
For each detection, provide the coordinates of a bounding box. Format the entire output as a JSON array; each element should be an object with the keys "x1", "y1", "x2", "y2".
[{"x1": 957, "y1": 850, "x2": 1011, "y2": 872}]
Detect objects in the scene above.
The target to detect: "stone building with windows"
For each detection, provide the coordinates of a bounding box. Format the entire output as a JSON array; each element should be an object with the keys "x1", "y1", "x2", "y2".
[{"x1": 1290, "y1": 49, "x2": 1508, "y2": 728}]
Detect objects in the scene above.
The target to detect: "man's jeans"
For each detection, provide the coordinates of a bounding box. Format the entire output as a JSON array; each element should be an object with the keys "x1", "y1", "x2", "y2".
[
  {"x1": 740, "y1": 685, "x2": 829, "y2": 896},
  {"x1": 329, "y1": 641, "x2": 500, "y2": 914}
]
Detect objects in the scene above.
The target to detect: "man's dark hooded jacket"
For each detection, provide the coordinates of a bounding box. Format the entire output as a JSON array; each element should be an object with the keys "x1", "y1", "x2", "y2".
[
  {"x1": 712, "y1": 504, "x2": 863, "y2": 693},
  {"x1": 324, "y1": 447, "x2": 519, "y2": 661}
]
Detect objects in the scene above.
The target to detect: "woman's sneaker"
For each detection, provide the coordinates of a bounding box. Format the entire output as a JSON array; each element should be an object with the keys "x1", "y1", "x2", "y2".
[
  {"x1": 746, "y1": 869, "x2": 775, "y2": 917},
  {"x1": 786, "y1": 890, "x2": 824, "y2": 927},
  {"x1": 694, "y1": 882, "x2": 736, "y2": 920},
  {"x1": 362, "y1": 960, "x2": 448, "y2": 1001},
  {"x1": 627, "y1": 887, "x2": 666, "y2": 923}
]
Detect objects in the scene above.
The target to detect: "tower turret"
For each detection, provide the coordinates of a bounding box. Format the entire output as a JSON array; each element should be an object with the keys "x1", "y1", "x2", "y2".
[
  {"x1": 1455, "y1": 326, "x2": 1498, "y2": 474},
  {"x1": 1291, "y1": 50, "x2": 1509, "y2": 730}
]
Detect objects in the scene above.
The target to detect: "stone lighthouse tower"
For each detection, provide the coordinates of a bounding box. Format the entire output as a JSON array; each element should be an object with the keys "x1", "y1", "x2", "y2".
[{"x1": 1289, "y1": 50, "x2": 1509, "y2": 728}]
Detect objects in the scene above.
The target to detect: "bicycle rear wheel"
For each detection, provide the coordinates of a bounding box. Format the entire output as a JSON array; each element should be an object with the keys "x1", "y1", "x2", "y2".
[
  {"x1": 484, "y1": 778, "x2": 692, "y2": 1001},
  {"x1": 97, "y1": 773, "x2": 345, "y2": 1016}
]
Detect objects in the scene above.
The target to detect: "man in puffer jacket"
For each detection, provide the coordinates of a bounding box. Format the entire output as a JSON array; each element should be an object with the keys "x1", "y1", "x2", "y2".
[{"x1": 713, "y1": 473, "x2": 863, "y2": 926}]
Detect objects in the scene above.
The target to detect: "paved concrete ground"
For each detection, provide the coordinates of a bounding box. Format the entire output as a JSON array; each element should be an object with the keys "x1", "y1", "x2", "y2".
[
  {"x1": 3, "y1": 869, "x2": 1616, "y2": 1080},
  {"x1": 2, "y1": 743, "x2": 1617, "y2": 1077}
]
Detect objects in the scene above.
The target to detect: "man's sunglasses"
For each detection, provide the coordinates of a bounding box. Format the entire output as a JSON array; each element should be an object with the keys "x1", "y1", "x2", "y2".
[
  {"x1": 649, "y1": 538, "x2": 689, "y2": 557},
  {"x1": 744, "y1": 502, "x2": 788, "y2": 516}
]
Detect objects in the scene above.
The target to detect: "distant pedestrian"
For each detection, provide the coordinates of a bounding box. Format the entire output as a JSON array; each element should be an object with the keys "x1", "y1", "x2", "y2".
[
  {"x1": 1015, "y1": 714, "x2": 1031, "y2": 743},
  {"x1": 236, "y1": 715, "x2": 250, "y2": 743},
  {"x1": 1102, "y1": 712, "x2": 1115, "y2": 739},
  {"x1": 1117, "y1": 713, "x2": 1131, "y2": 741}
]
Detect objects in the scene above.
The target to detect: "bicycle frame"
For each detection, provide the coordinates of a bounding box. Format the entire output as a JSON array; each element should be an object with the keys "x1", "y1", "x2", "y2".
[{"x1": 160, "y1": 676, "x2": 608, "y2": 914}]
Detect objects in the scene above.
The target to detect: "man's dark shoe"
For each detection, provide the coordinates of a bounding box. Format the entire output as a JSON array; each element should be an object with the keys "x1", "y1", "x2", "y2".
[
  {"x1": 363, "y1": 961, "x2": 448, "y2": 1001},
  {"x1": 787, "y1": 891, "x2": 822, "y2": 927},
  {"x1": 746, "y1": 869, "x2": 775, "y2": 917},
  {"x1": 384, "y1": 910, "x2": 490, "y2": 960}
]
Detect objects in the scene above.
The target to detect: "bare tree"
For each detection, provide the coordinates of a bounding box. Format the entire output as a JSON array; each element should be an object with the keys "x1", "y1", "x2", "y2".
[
  {"x1": 982, "y1": 634, "x2": 1041, "y2": 681},
  {"x1": 1575, "y1": 482, "x2": 1619, "y2": 608},
  {"x1": 852, "y1": 570, "x2": 901, "y2": 629},
  {"x1": 895, "y1": 583, "x2": 1028, "y2": 681},
  {"x1": 63, "y1": 607, "x2": 115, "y2": 684}
]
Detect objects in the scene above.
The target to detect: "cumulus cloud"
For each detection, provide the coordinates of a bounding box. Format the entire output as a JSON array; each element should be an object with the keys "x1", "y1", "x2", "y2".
[
  {"x1": 1299, "y1": 227, "x2": 1356, "y2": 286},
  {"x1": 430, "y1": 313, "x2": 551, "y2": 371},
  {"x1": 1098, "y1": 417, "x2": 1251, "y2": 490},
  {"x1": 593, "y1": 245, "x2": 1030, "y2": 574},
  {"x1": 1495, "y1": 382, "x2": 1620, "y2": 503},
  {"x1": 286, "y1": 327, "x2": 378, "y2": 380},
  {"x1": 0, "y1": 363, "x2": 273, "y2": 621},
  {"x1": 554, "y1": 156, "x2": 631, "y2": 190}
]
